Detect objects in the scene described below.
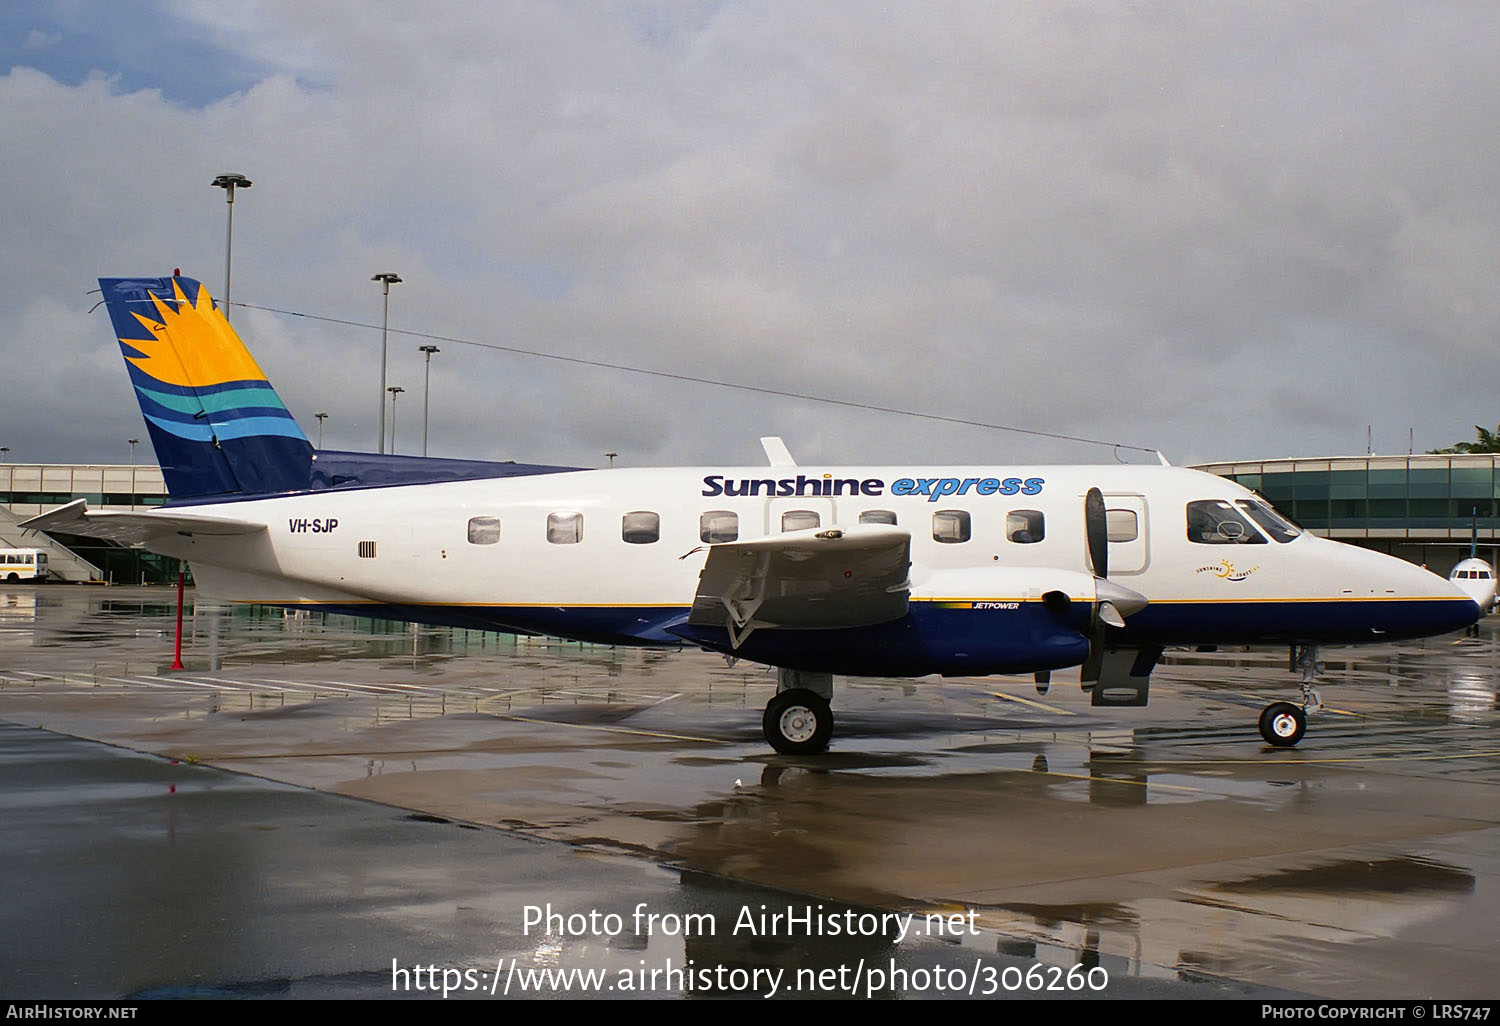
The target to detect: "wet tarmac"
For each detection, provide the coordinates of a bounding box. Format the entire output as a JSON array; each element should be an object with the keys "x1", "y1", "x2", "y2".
[{"x1": 2, "y1": 586, "x2": 1498, "y2": 999}]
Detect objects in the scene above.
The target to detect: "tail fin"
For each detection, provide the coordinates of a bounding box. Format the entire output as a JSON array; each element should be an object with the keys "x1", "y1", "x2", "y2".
[{"x1": 100, "y1": 275, "x2": 312, "y2": 500}]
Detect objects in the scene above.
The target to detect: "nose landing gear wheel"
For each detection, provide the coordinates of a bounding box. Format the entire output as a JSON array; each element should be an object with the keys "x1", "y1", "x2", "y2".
[
  {"x1": 1258, "y1": 702, "x2": 1307, "y2": 747},
  {"x1": 763, "y1": 688, "x2": 833, "y2": 755}
]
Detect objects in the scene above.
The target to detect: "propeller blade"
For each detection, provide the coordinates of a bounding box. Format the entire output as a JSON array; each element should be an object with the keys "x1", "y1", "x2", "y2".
[
  {"x1": 1081, "y1": 639, "x2": 1103, "y2": 684},
  {"x1": 1085, "y1": 487, "x2": 1108, "y2": 579}
]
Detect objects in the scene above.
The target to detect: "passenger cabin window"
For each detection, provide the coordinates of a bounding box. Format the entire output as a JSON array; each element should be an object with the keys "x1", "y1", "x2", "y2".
[
  {"x1": 467, "y1": 516, "x2": 501, "y2": 545},
  {"x1": 1007, "y1": 510, "x2": 1045, "y2": 544},
  {"x1": 782, "y1": 510, "x2": 820, "y2": 532},
  {"x1": 859, "y1": 510, "x2": 898, "y2": 526},
  {"x1": 1235, "y1": 499, "x2": 1300, "y2": 543},
  {"x1": 621, "y1": 511, "x2": 660, "y2": 544},
  {"x1": 547, "y1": 511, "x2": 583, "y2": 544},
  {"x1": 1105, "y1": 509, "x2": 1138, "y2": 543},
  {"x1": 700, "y1": 511, "x2": 738, "y2": 543},
  {"x1": 932, "y1": 510, "x2": 971, "y2": 543},
  {"x1": 1186, "y1": 500, "x2": 1266, "y2": 544}
]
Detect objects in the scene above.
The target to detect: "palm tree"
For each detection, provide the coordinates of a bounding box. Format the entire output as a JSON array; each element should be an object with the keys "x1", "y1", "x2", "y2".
[{"x1": 1431, "y1": 424, "x2": 1500, "y2": 454}]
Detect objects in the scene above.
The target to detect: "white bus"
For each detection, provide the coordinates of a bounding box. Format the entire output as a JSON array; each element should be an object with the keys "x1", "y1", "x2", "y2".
[{"x1": 1, "y1": 548, "x2": 48, "y2": 583}]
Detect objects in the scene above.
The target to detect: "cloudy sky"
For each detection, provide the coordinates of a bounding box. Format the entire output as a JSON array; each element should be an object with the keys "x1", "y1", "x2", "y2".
[{"x1": 2, "y1": 1, "x2": 1498, "y2": 472}]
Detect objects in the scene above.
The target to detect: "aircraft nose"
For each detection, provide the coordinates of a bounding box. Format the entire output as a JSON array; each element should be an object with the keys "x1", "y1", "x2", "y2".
[
  {"x1": 1448, "y1": 560, "x2": 1498, "y2": 612},
  {"x1": 1327, "y1": 541, "x2": 1483, "y2": 638},
  {"x1": 1450, "y1": 578, "x2": 1492, "y2": 609},
  {"x1": 1427, "y1": 574, "x2": 1484, "y2": 633}
]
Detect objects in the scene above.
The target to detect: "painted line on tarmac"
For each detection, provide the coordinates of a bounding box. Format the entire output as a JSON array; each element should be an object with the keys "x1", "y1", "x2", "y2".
[
  {"x1": 987, "y1": 691, "x2": 1075, "y2": 715},
  {"x1": 497, "y1": 713, "x2": 727, "y2": 744},
  {"x1": 1214, "y1": 692, "x2": 1361, "y2": 717},
  {"x1": 105, "y1": 676, "x2": 179, "y2": 689},
  {"x1": 1032, "y1": 769, "x2": 1210, "y2": 794},
  {"x1": 303, "y1": 678, "x2": 413, "y2": 695},
  {"x1": 140, "y1": 674, "x2": 262, "y2": 692},
  {"x1": 1102, "y1": 749, "x2": 1500, "y2": 769}
]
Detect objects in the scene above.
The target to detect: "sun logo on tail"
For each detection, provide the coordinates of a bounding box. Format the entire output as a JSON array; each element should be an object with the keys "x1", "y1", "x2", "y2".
[{"x1": 120, "y1": 278, "x2": 270, "y2": 389}]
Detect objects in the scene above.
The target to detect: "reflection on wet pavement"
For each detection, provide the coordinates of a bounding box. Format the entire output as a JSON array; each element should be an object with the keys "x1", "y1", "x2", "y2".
[{"x1": 2, "y1": 585, "x2": 1499, "y2": 998}]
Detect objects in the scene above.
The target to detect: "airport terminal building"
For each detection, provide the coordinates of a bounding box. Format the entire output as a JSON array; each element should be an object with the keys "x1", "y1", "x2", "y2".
[
  {"x1": 1, "y1": 462, "x2": 171, "y2": 583},
  {"x1": 4, "y1": 453, "x2": 1498, "y2": 583},
  {"x1": 1193, "y1": 453, "x2": 1499, "y2": 575}
]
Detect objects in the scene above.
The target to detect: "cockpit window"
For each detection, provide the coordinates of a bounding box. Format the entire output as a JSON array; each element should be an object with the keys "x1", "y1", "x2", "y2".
[
  {"x1": 1235, "y1": 499, "x2": 1300, "y2": 543},
  {"x1": 1186, "y1": 500, "x2": 1267, "y2": 544}
]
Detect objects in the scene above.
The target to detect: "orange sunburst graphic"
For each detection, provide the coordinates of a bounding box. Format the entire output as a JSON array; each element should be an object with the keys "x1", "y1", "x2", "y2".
[{"x1": 121, "y1": 279, "x2": 270, "y2": 388}]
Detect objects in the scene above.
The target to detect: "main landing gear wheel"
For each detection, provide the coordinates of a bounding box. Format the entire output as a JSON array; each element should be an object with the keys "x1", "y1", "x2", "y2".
[
  {"x1": 1258, "y1": 702, "x2": 1307, "y2": 748},
  {"x1": 763, "y1": 688, "x2": 833, "y2": 755}
]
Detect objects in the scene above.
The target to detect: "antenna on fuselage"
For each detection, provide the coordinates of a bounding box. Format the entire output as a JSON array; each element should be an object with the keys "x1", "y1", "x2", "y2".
[{"x1": 760, "y1": 436, "x2": 797, "y2": 467}]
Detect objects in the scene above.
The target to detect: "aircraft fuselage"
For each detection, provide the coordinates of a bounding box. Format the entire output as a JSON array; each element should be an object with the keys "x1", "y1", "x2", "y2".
[{"x1": 152, "y1": 462, "x2": 1478, "y2": 678}]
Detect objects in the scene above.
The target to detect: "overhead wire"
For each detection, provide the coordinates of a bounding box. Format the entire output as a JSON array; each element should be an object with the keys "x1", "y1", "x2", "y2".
[{"x1": 228, "y1": 298, "x2": 1162, "y2": 457}]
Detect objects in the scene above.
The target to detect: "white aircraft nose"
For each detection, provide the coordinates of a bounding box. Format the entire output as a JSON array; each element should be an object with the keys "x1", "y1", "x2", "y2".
[
  {"x1": 1448, "y1": 558, "x2": 1497, "y2": 612},
  {"x1": 1308, "y1": 537, "x2": 1483, "y2": 638}
]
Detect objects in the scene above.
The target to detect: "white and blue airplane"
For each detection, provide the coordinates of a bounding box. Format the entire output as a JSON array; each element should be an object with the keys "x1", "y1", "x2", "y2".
[
  {"x1": 24, "y1": 275, "x2": 1484, "y2": 753},
  {"x1": 1448, "y1": 513, "x2": 1498, "y2": 616}
]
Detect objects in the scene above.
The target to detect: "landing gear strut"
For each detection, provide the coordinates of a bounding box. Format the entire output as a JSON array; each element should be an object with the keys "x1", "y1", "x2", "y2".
[
  {"x1": 1258, "y1": 644, "x2": 1322, "y2": 747},
  {"x1": 763, "y1": 669, "x2": 834, "y2": 754}
]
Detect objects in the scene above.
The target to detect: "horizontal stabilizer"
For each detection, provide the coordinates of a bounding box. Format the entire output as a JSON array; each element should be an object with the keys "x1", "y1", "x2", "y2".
[
  {"x1": 686, "y1": 524, "x2": 911, "y2": 647},
  {"x1": 21, "y1": 499, "x2": 266, "y2": 546}
]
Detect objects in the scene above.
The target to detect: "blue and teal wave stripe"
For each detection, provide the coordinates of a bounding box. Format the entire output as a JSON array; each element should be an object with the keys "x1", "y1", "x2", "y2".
[{"x1": 123, "y1": 362, "x2": 307, "y2": 444}]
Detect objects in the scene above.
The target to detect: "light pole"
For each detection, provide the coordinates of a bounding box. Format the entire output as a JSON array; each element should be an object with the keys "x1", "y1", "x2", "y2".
[
  {"x1": 314, "y1": 412, "x2": 328, "y2": 448},
  {"x1": 128, "y1": 438, "x2": 139, "y2": 466},
  {"x1": 418, "y1": 345, "x2": 440, "y2": 456},
  {"x1": 372, "y1": 273, "x2": 402, "y2": 452},
  {"x1": 210, "y1": 174, "x2": 252, "y2": 321},
  {"x1": 606, "y1": 452, "x2": 618, "y2": 468},
  {"x1": 387, "y1": 387, "x2": 405, "y2": 454}
]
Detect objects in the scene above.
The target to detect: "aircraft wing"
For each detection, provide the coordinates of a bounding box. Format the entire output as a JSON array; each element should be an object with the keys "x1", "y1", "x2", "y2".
[
  {"x1": 20, "y1": 498, "x2": 266, "y2": 546},
  {"x1": 685, "y1": 524, "x2": 911, "y2": 648}
]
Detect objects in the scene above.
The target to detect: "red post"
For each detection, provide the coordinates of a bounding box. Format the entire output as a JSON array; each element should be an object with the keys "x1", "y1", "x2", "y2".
[{"x1": 172, "y1": 569, "x2": 185, "y2": 670}]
